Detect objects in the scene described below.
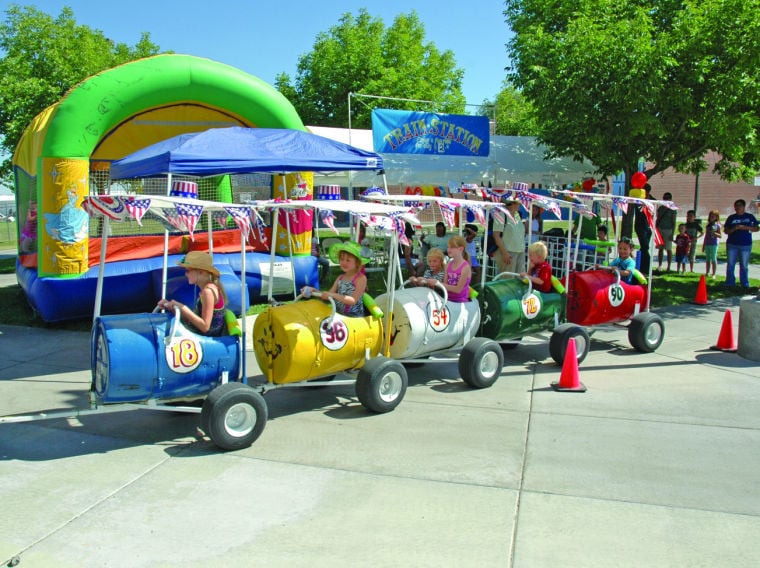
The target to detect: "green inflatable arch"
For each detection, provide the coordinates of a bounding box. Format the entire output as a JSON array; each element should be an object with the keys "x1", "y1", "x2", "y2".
[
  {"x1": 42, "y1": 53, "x2": 305, "y2": 157},
  {"x1": 19, "y1": 53, "x2": 306, "y2": 277}
]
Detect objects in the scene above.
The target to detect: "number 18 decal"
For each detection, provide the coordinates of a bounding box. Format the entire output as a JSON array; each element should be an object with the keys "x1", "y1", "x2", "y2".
[
  {"x1": 320, "y1": 318, "x2": 349, "y2": 350},
  {"x1": 165, "y1": 337, "x2": 203, "y2": 373},
  {"x1": 429, "y1": 303, "x2": 450, "y2": 332},
  {"x1": 608, "y1": 284, "x2": 625, "y2": 307},
  {"x1": 521, "y1": 293, "x2": 541, "y2": 319}
]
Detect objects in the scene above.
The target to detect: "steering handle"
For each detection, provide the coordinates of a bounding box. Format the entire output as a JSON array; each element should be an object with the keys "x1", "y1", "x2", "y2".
[{"x1": 297, "y1": 289, "x2": 338, "y2": 327}]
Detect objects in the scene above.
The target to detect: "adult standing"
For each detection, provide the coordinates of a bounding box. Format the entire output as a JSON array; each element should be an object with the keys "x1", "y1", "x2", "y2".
[
  {"x1": 527, "y1": 204, "x2": 544, "y2": 243},
  {"x1": 633, "y1": 183, "x2": 654, "y2": 275},
  {"x1": 655, "y1": 192, "x2": 677, "y2": 272},
  {"x1": 724, "y1": 199, "x2": 759, "y2": 288},
  {"x1": 492, "y1": 199, "x2": 527, "y2": 275},
  {"x1": 421, "y1": 222, "x2": 449, "y2": 253}
]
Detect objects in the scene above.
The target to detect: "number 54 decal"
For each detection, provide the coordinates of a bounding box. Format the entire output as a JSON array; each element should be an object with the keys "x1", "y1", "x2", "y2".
[{"x1": 428, "y1": 303, "x2": 450, "y2": 332}]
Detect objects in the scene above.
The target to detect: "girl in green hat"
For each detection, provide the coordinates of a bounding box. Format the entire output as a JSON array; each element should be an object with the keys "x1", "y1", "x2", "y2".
[{"x1": 302, "y1": 241, "x2": 369, "y2": 317}]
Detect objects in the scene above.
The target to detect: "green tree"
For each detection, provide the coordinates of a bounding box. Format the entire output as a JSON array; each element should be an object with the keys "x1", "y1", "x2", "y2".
[
  {"x1": 482, "y1": 81, "x2": 539, "y2": 136},
  {"x1": 275, "y1": 9, "x2": 466, "y2": 128},
  {"x1": 0, "y1": 4, "x2": 160, "y2": 182},
  {"x1": 504, "y1": 0, "x2": 760, "y2": 191}
]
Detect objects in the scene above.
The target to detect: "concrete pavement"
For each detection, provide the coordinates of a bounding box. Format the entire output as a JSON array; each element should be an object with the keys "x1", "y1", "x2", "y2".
[
  {"x1": 2, "y1": 246, "x2": 760, "y2": 566},
  {"x1": 1, "y1": 288, "x2": 760, "y2": 567}
]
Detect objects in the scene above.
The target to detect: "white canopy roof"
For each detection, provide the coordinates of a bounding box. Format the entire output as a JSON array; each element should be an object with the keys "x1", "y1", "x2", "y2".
[{"x1": 307, "y1": 126, "x2": 595, "y2": 188}]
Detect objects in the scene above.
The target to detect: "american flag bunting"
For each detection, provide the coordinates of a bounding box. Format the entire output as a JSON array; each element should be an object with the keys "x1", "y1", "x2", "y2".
[{"x1": 125, "y1": 197, "x2": 151, "y2": 225}]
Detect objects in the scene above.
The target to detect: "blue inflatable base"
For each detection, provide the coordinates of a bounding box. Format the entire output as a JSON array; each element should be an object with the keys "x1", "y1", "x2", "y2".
[{"x1": 17, "y1": 252, "x2": 318, "y2": 323}]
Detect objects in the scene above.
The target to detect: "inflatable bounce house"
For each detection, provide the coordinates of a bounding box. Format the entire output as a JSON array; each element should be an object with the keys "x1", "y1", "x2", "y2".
[{"x1": 12, "y1": 54, "x2": 324, "y2": 322}]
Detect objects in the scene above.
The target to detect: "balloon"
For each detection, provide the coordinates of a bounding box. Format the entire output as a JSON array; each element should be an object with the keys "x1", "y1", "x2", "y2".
[
  {"x1": 630, "y1": 188, "x2": 647, "y2": 199},
  {"x1": 631, "y1": 171, "x2": 647, "y2": 189},
  {"x1": 582, "y1": 178, "x2": 596, "y2": 191}
]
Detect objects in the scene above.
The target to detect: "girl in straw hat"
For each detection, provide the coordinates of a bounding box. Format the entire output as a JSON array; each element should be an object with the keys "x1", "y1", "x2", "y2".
[
  {"x1": 302, "y1": 241, "x2": 369, "y2": 317},
  {"x1": 158, "y1": 251, "x2": 228, "y2": 336}
]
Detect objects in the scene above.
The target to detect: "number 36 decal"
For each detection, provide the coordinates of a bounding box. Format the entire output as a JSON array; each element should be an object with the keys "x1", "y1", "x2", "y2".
[{"x1": 320, "y1": 318, "x2": 349, "y2": 350}]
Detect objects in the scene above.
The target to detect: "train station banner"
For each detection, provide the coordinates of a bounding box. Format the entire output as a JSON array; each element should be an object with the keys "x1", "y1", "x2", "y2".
[{"x1": 371, "y1": 109, "x2": 490, "y2": 157}]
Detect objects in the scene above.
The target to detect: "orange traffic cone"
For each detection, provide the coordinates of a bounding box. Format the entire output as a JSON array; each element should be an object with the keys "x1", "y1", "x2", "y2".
[
  {"x1": 551, "y1": 338, "x2": 587, "y2": 392},
  {"x1": 691, "y1": 274, "x2": 711, "y2": 305},
  {"x1": 710, "y1": 309, "x2": 738, "y2": 352}
]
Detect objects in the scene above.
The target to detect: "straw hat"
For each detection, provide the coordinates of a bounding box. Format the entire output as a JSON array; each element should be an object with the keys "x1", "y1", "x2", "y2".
[
  {"x1": 328, "y1": 240, "x2": 370, "y2": 266},
  {"x1": 177, "y1": 251, "x2": 220, "y2": 277}
]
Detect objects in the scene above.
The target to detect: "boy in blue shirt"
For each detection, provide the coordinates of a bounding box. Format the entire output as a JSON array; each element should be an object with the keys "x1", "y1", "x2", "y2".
[{"x1": 597, "y1": 236, "x2": 636, "y2": 284}]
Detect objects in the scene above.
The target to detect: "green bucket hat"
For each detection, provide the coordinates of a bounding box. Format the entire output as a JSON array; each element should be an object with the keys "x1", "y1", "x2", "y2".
[{"x1": 328, "y1": 240, "x2": 371, "y2": 266}]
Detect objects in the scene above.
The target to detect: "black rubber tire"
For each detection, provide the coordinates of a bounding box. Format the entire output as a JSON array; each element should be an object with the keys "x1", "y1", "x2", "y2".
[
  {"x1": 628, "y1": 312, "x2": 665, "y2": 352},
  {"x1": 201, "y1": 383, "x2": 267, "y2": 451},
  {"x1": 459, "y1": 337, "x2": 504, "y2": 389},
  {"x1": 549, "y1": 324, "x2": 590, "y2": 365},
  {"x1": 356, "y1": 357, "x2": 408, "y2": 413}
]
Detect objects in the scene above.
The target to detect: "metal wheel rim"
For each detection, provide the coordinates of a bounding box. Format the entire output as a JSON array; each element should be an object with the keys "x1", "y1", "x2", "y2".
[
  {"x1": 573, "y1": 336, "x2": 588, "y2": 360},
  {"x1": 644, "y1": 323, "x2": 662, "y2": 346},
  {"x1": 224, "y1": 402, "x2": 256, "y2": 438},
  {"x1": 479, "y1": 350, "x2": 501, "y2": 379},
  {"x1": 379, "y1": 372, "x2": 404, "y2": 403}
]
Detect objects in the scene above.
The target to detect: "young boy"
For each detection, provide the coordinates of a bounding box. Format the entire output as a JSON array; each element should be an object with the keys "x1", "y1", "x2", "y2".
[
  {"x1": 520, "y1": 241, "x2": 553, "y2": 293},
  {"x1": 674, "y1": 223, "x2": 692, "y2": 274},
  {"x1": 464, "y1": 223, "x2": 482, "y2": 283},
  {"x1": 597, "y1": 236, "x2": 636, "y2": 284},
  {"x1": 684, "y1": 210, "x2": 703, "y2": 272},
  {"x1": 595, "y1": 224, "x2": 612, "y2": 265}
]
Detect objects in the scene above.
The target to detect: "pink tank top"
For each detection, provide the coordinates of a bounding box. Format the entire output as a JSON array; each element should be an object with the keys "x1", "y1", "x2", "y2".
[{"x1": 446, "y1": 260, "x2": 471, "y2": 302}]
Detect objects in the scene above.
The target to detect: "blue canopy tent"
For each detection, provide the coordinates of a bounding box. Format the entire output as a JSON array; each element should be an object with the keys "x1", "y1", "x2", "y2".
[
  {"x1": 110, "y1": 126, "x2": 384, "y2": 178},
  {"x1": 103, "y1": 128, "x2": 388, "y2": 364}
]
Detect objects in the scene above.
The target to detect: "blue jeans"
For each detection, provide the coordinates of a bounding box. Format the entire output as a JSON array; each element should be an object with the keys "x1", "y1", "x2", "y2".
[{"x1": 725, "y1": 244, "x2": 752, "y2": 287}]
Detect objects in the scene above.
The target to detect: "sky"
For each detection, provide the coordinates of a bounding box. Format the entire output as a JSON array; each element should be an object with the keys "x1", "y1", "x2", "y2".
[{"x1": 4, "y1": 0, "x2": 512, "y2": 106}]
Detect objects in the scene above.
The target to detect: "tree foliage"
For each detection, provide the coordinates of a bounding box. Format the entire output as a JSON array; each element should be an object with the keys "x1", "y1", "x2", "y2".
[
  {"x1": 504, "y1": 0, "x2": 760, "y2": 189},
  {"x1": 275, "y1": 9, "x2": 466, "y2": 129},
  {"x1": 0, "y1": 4, "x2": 160, "y2": 181},
  {"x1": 482, "y1": 81, "x2": 539, "y2": 136}
]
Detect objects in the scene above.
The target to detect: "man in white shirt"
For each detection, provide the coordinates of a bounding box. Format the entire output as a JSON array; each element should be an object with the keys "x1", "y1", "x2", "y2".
[{"x1": 492, "y1": 200, "x2": 527, "y2": 275}]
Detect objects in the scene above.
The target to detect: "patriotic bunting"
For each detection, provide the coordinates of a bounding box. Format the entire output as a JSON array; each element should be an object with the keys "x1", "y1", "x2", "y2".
[
  {"x1": 175, "y1": 202, "x2": 204, "y2": 240},
  {"x1": 438, "y1": 201, "x2": 457, "y2": 228},
  {"x1": 212, "y1": 210, "x2": 230, "y2": 230},
  {"x1": 125, "y1": 197, "x2": 151, "y2": 225},
  {"x1": 254, "y1": 212, "x2": 268, "y2": 247},
  {"x1": 319, "y1": 208, "x2": 339, "y2": 235},
  {"x1": 82, "y1": 196, "x2": 129, "y2": 221},
  {"x1": 611, "y1": 197, "x2": 629, "y2": 215},
  {"x1": 224, "y1": 206, "x2": 252, "y2": 239},
  {"x1": 465, "y1": 204, "x2": 486, "y2": 226}
]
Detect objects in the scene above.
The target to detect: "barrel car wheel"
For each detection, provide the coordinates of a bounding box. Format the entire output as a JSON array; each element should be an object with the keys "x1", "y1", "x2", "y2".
[
  {"x1": 459, "y1": 337, "x2": 504, "y2": 389},
  {"x1": 549, "y1": 324, "x2": 590, "y2": 366},
  {"x1": 628, "y1": 312, "x2": 665, "y2": 353},
  {"x1": 201, "y1": 383, "x2": 268, "y2": 451},
  {"x1": 356, "y1": 357, "x2": 408, "y2": 413}
]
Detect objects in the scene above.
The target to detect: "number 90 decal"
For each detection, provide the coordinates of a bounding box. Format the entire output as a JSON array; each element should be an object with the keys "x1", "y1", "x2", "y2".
[
  {"x1": 320, "y1": 318, "x2": 349, "y2": 350},
  {"x1": 165, "y1": 337, "x2": 203, "y2": 373},
  {"x1": 608, "y1": 284, "x2": 625, "y2": 307}
]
